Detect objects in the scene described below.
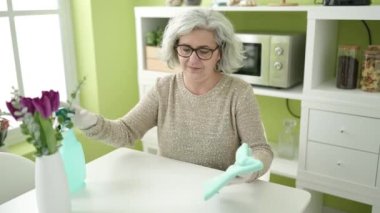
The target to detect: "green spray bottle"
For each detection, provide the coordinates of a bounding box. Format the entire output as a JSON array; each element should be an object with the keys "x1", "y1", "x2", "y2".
[
  {"x1": 60, "y1": 128, "x2": 86, "y2": 193},
  {"x1": 57, "y1": 108, "x2": 86, "y2": 193}
]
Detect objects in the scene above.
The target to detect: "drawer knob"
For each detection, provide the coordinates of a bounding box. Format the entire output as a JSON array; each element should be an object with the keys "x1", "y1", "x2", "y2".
[
  {"x1": 339, "y1": 128, "x2": 345, "y2": 133},
  {"x1": 336, "y1": 161, "x2": 343, "y2": 166}
]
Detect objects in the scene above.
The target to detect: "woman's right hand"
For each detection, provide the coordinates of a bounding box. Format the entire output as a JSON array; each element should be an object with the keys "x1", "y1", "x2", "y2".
[{"x1": 60, "y1": 102, "x2": 98, "y2": 130}]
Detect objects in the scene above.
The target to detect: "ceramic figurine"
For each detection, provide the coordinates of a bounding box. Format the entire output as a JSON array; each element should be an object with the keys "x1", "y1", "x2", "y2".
[{"x1": 166, "y1": 0, "x2": 183, "y2": 6}]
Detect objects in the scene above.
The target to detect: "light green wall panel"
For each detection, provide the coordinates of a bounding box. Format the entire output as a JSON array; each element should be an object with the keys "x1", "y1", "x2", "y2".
[
  {"x1": 89, "y1": 0, "x2": 139, "y2": 118},
  {"x1": 225, "y1": 11, "x2": 307, "y2": 33},
  {"x1": 70, "y1": 0, "x2": 141, "y2": 161},
  {"x1": 70, "y1": 0, "x2": 100, "y2": 113}
]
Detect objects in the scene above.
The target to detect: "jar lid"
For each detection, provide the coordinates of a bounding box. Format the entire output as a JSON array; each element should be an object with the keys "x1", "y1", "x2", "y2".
[
  {"x1": 364, "y1": 50, "x2": 380, "y2": 57},
  {"x1": 339, "y1": 45, "x2": 360, "y2": 50},
  {"x1": 367, "y1": 45, "x2": 380, "y2": 51}
]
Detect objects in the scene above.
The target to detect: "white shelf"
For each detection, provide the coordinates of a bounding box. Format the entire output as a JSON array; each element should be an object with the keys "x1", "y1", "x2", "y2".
[
  {"x1": 213, "y1": 5, "x2": 311, "y2": 12},
  {"x1": 271, "y1": 157, "x2": 298, "y2": 179},
  {"x1": 253, "y1": 84, "x2": 303, "y2": 100},
  {"x1": 308, "y1": 6, "x2": 380, "y2": 20},
  {"x1": 140, "y1": 69, "x2": 303, "y2": 100},
  {"x1": 269, "y1": 142, "x2": 298, "y2": 179},
  {"x1": 136, "y1": 6, "x2": 380, "y2": 20},
  {"x1": 305, "y1": 79, "x2": 380, "y2": 108}
]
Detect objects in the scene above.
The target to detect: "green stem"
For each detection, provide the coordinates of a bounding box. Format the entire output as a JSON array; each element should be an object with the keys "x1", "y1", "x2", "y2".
[{"x1": 35, "y1": 113, "x2": 58, "y2": 155}]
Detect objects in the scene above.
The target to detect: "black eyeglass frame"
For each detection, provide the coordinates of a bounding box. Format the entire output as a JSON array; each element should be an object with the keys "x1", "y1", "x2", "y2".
[{"x1": 174, "y1": 44, "x2": 220, "y2": 60}]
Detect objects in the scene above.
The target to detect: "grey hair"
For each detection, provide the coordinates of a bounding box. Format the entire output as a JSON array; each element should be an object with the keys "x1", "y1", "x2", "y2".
[{"x1": 160, "y1": 9, "x2": 245, "y2": 74}]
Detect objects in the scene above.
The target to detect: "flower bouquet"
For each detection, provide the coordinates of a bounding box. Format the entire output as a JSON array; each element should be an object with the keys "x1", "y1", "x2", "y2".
[
  {"x1": 5, "y1": 89, "x2": 73, "y2": 212},
  {"x1": 3, "y1": 78, "x2": 85, "y2": 213},
  {"x1": 6, "y1": 89, "x2": 65, "y2": 155},
  {"x1": 5, "y1": 77, "x2": 85, "y2": 156}
]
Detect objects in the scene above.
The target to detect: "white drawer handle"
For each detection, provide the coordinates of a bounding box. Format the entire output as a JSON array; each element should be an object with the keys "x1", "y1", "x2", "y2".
[
  {"x1": 336, "y1": 161, "x2": 343, "y2": 166},
  {"x1": 339, "y1": 128, "x2": 345, "y2": 133}
]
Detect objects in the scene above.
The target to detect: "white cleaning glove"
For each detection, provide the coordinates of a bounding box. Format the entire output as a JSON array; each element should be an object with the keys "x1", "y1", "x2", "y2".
[{"x1": 60, "y1": 102, "x2": 98, "y2": 130}]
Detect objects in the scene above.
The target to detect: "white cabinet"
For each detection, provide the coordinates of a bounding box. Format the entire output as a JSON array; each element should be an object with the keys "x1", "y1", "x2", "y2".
[
  {"x1": 295, "y1": 7, "x2": 380, "y2": 212},
  {"x1": 308, "y1": 110, "x2": 380, "y2": 152},
  {"x1": 298, "y1": 102, "x2": 380, "y2": 211},
  {"x1": 134, "y1": 6, "x2": 380, "y2": 211},
  {"x1": 307, "y1": 141, "x2": 378, "y2": 186}
]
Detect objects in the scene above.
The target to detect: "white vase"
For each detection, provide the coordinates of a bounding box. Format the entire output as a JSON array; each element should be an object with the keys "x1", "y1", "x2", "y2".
[{"x1": 35, "y1": 152, "x2": 71, "y2": 213}]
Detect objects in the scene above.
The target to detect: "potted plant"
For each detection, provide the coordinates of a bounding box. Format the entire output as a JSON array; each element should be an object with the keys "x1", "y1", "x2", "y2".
[
  {"x1": 145, "y1": 27, "x2": 163, "y2": 47},
  {"x1": 145, "y1": 27, "x2": 179, "y2": 72}
]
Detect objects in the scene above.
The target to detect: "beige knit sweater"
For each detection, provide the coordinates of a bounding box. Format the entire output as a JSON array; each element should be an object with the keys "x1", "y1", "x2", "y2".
[{"x1": 84, "y1": 72, "x2": 273, "y2": 177}]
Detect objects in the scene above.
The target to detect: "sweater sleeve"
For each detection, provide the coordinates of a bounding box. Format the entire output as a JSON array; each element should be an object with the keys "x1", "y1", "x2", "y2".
[
  {"x1": 82, "y1": 82, "x2": 159, "y2": 147},
  {"x1": 235, "y1": 86, "x2": 273, "y2": 180}
]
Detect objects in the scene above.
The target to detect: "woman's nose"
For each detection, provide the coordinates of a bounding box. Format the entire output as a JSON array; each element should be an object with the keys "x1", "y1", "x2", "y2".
[{"x1": 188, "y1": 51, "x2": 201, "y2": 62}]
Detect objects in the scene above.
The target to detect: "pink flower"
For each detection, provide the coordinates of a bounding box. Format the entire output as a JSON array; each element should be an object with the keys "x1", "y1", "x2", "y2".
[
  {"x1": 6, "y1": 100, "x2": 23, "y2": 120},
  {"x1": 32, "y1": 90, "x2": 60, "y2": 119},
  {"x1": 42, "y1": 90, "x2": 60, "y2": 111},
  {"x1": 6, "y1": 90, "x2": 60, "y2": 120},
  {"x1": 20, "y1": 97, "x2": 36, "y2": 114}
]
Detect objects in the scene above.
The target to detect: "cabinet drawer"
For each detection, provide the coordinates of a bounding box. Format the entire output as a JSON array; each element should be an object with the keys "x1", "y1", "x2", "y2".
[
  {"x1": 306, "y1": 142, "x2": 378, "y2": 187},
  {"x1": 308, "y1": 109, "x2": 380, "y2": 153}
]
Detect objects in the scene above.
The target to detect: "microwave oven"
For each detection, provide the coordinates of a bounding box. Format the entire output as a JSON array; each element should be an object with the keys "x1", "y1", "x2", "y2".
[{"x1": 233, "y1": 33, "x2": 306, "y2": 88}]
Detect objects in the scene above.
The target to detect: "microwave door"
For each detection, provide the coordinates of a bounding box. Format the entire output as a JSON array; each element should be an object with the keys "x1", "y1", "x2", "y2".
[{"x1": 234, "y1": 34, "x2": 270, "y2": 86}]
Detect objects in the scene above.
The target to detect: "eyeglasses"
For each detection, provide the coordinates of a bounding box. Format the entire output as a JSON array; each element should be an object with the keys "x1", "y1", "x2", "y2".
[{"x1": 175, "y1": 45, "x2": 219, "y2": 60}]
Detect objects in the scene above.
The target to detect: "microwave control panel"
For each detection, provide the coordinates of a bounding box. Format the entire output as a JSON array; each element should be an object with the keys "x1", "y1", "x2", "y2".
[{"x1": 269, "y1": 34, "x2": 306, "y2": 88}]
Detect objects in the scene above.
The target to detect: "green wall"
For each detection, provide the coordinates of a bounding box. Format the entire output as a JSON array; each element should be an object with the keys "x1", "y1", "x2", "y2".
[
  {"x1": 69, "y1": 1, "x2": 379, "y2": 212},
  {"x1": 70, "y1": 0, "x2": 141, "y2": 161}
]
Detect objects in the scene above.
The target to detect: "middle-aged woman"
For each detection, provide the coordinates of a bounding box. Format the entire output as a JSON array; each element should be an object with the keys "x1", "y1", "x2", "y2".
[{"x1": 70, "y1": 9, "x2": 273, "y2": 181}]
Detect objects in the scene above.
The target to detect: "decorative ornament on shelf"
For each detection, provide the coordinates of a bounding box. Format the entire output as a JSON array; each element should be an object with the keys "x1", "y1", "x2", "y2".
[
  {"x1": 185, "y1": 0, "x2": 202, "y2": 5},
  {"x1": 268, "y1": 0, "x2": 298, "y2": 6},
  {"x1": 229, "y1": 0, "x2": 256, "y2": 6},
  {"x1": 166, "y1": 0, "x2": 183, "y2": 6}
]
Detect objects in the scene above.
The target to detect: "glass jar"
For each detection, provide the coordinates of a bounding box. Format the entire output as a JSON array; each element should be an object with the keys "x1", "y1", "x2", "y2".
[
  {"x1": 278, "y1": 118, "x2": 297, "y2": 159},
  {"x1": 336, "y1": 45, "x2": 360, "y2": 89},
  {"x1": 360, "y1": 45, "x2": 380, "y2": 92}
]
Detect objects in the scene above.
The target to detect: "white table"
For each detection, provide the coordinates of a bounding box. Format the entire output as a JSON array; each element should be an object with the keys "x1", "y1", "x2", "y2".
[{"x1": 0, "y1": 148, "x2": 310, "y2": 213}]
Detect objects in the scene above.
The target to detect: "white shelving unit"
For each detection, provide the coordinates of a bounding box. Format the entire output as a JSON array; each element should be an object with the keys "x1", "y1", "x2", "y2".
[
  {"x1": 297, "y1": 6, "x2": 380, "y2": 213},
  {"x1": 135, "y1": 6, "x2": 380, "y2": 212}
]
